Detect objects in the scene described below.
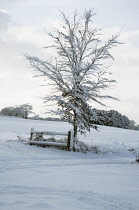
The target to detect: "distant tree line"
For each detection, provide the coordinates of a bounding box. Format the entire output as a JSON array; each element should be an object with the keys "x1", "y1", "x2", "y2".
[
  {"x1": 0, "y1": 104, "x2": 33, "y2": 119},
  {"x1": 32, "y1": 108, "x2": 139, "y2": 130},
  {"x1": 1, "y1": 104, "x2": 138, "y2": 130},
  {"x1": 31, "y1": 115, "x2": 65, "y2": 121},
  {"x1": 90, "y1": 109, "x2": 139, "y2": 130}
]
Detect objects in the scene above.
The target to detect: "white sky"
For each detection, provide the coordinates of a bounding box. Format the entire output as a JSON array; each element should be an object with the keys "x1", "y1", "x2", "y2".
[{"x1": 0, "y1": 0, "x2": 139, "y2": 123}]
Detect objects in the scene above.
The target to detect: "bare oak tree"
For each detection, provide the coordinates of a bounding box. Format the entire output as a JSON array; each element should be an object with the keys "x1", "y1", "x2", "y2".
[{"x1": 26, "y1": 10, "x2": 121, "y2": 143}]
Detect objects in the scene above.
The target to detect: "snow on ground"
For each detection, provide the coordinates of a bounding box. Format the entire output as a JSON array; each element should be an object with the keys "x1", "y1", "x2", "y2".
[{"x1": 0, "y1": 116, "x2": 139, "y2": 210}]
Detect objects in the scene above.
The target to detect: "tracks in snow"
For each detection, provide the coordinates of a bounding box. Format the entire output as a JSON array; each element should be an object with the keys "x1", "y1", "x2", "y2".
[{"x1": 0, "y1": 185, "x2": 135, "y2": 210}]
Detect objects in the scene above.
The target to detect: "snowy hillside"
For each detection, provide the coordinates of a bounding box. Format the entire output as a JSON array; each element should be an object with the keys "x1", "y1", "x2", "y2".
[{"x1": 0, "y1": 116, "x2": 139, "y2": 210}]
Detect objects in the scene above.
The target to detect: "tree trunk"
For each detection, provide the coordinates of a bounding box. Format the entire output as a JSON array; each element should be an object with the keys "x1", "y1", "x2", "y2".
[
  {"x1": 73, "y1": 112, "x2": 78, "y2": 152},
  {"x1": 24, "y1": 110, "x2": 28, "y2": 119},
  {"x1": 74, "y1": 124, "x2": 77, "y2": 141}
]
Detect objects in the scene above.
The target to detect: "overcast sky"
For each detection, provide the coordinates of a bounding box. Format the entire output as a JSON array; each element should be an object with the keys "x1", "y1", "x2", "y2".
[{"x1": 0, "y1": 0, "x2": 139, "y2": 123}]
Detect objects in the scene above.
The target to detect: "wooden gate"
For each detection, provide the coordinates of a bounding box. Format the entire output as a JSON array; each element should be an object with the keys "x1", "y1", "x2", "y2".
[{"x1": 29, "y1": 128, "x2": 74, "y2": 151}]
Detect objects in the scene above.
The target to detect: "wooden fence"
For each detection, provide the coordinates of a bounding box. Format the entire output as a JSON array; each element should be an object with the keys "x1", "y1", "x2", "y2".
[{"x1": 29, "y1": 128, "x2": 74, "y2": 151}]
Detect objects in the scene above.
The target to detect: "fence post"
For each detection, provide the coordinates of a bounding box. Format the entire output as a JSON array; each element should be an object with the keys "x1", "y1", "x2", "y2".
[
  {"x1": 67, "y1": 131, "x2": 70, "y2": 151},
  {"x1": 67, "y1": 130, "x2": 74, "y2": 151},
  {"x1": 30, "y1": 128, "x2": 34, "y2": 140}
]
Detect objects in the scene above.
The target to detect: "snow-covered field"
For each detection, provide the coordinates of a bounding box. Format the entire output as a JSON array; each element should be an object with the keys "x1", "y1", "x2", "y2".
[{"x1": 0, "y1": 116, "x2": 139, "y2": 210}]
